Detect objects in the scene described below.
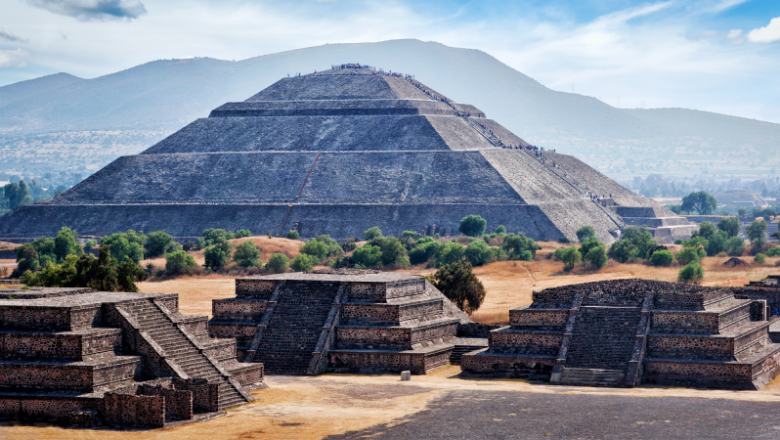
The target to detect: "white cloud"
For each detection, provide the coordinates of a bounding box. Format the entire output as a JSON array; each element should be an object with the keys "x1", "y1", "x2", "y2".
[
  {"x1": 0, "y1": 49, "x2": 31, "y2": 68},
  {"x1": 748, "y1": 17, "x2": 780, "y2": 43}
]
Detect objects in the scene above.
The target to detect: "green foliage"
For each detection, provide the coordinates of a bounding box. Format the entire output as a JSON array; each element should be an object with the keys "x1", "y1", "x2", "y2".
[
  {"x1": 352, "y1": 245, "x2": 382, "y2": 267},
  {"x1": 583, "y1": 241, "x2": 608, "y2": 269},
  {"x1": 649, "y1": 250, "x2": 674, "y2": 266},
  {"x1": 676, "y1": 247, "x2": 703, "y2": 266},
  {"x1": 2, "y1": 181, "x2": 32, "y2": 209},
  {"x1": 341, "y1": 238, "x2": 357, "y2": 252},
  {"x1": 435, "y1": 241, "x2": 466, "y2": 267},
  {"x1": 678, "y1": 261, "x2": 704, "y2": 284},
  {"x1": 608, "y1": 226, "x2": 656, "y2": 262},
  {"x1": 706, "y1": 231, "x2": 728, "y2": 256},
  {"x1": 501, "y1": 233, "x2": 538, "y2": 260},
  {"x1": 363, "y1": 227, "x2": 383, "y2": 241},
  {"x1": 576, "y1": 226, "x2": 596, "y2": 242},
  {"x1": 84, "y1": 239, "x2": 97, "y2": 253},
  {"x1": 291, "y1": 254, "x2": 316, "y2": 272},
  {"x1": 494, "y1": 225, "x2": 507, "y2": 235},
  {"x1": 400, "y1": 231, "x2": 421, "y2": 240},
  {"x1": 378, "y1": 237, "x2": 409, "y2": 266},
  {"x1": 726, "y1": 236, "x2": 746, "y2": 256},
  {"x1": 55, "y1": 227, "x2": 83, "y2": 261},
  {"x1": 458, "y1": 215, "x2": 487, "y2": 237},
  {"x1": 234, "y1": 229, "x2": 252, "y2": 238},
  {"x1": 265, "y1": 253, "x2": 289, "y2": 273},
  {"x1": 464, "y1": 240, "x2": 495, "y2": 267},
  {"x1": 101, "y1": 230, "x2": 145, "y2": 264},
  {"x1": 144, "y1": 231, "x2": 181, "y2": 258},
  {"x1": 202, "y1": 229, "x2": 234, "y2": 247},
  {"x1": 408, "y1": 241, "x2": 442, "y2": 265},
  {"x1": 765, "y1": 247, "x2": 780, "y2": 257},
  {"x1": 204, "y1": 240, "x2": 232, "y2": 271},
  {"x1": 693, "y1": 222, "x2": 717, "y2": 240},
  {"x1": 558, "y1": 246, "x2": 582, "y2": 271},
  {"x1": 747, "y1": 219, "x2": 768, "y2": 246},
  {"x1": 234, "y1": 241, "x2": 263, "y2": 267},
  {"x1": 286, "y1": 230, "x2": 300, "y2": 240},
  {"x1": 754, "y1": 253, "x2": 767, "y2": 264},
  {"x1": 681, "y1": 191, "x2": 717, "y2": 215},
  {"x1": 557, "y1": 236, "x2": 571, "y2": 244},
  {"x1": 299, "y1": 235, "x2": 343, "y2": 262},
  {"x1": 428, "y1": 261, "x2": 486, "y2": 315},
  {"x1": 165, "y1": 250, "x2": 197, "y2": 275},
  {"x1": 738, "y1": 207, "x2": 748, "y2": 216}
]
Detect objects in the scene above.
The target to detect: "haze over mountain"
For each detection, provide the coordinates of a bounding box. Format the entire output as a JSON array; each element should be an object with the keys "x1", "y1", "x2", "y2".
[{"x1": 1, "y1": 39, "x2": 778, "y2": 180}]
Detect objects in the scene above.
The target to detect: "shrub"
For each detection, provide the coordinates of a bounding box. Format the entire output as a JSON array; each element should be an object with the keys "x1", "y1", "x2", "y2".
[
  {"x1": 54, "y1": 227, "x2": 84, "y2": 261},
  {"x1": 428, "y1": 261, "x2": 486, "y2": 315},
  {"x1": 557, "y1": 236, "x2": 571, "y2": 244},
  {"x1": 265, "y1": 253, "x2": 289, "y2": 273},
  {"x1": 576, "y1": 226, "x2": 596, "y2": 242},
  {"x1": 291, "y1": 254, "x2": 316, "y2": 272},
  {"x1": 364, "y1": 227, "x2": 383, "y2": 241},
  {"x1": 583, "y1": 242, "x2": 608, "y2": 269},
  {"x1": 502, "y1": 233, "x2": 539, "y2": 260},
  {"x1": 558, "y1": 246, "x2": 582, "y2": 271},
  {"x1": 165, "y1": 250, "x2": 197, "y2": 275},
  {"x1": 435, "y1": 241, "x2": 466, "y2": 267},
  {"x1": 607, "y1": 240, "x2": 635, "y2": 264},
  {"x1": 204, "y1": 240, "x2": 232, "y2": 271},
  {"x1": 202, "y1": 228, "x2": 233, "y2": 247},
  {"x1": 286, "y1": 230, "x2": 300, "y2": 240},
  {"x1": 649, "y1": 250, "x2": 674, "y2": 266},
  {"x1": 300, "y1": 235, "x2": 343, "y2": 262},
  {"x1": 144, "y1": 231, "x2": 181, "y2": 258},
  {"x1": 234, "y1": 241, "x2": 262, "y2": 267},
  {"x1": 101, "y1": 230, "x2": 145, "y2": 264},
  {"x1": 717, "y1": 217, "x2": 741, "y2": 238},
  {"x1": 765, "y1": 247, "x2": 780, "y2": 257},
  {"x1": 352, "y1": 245, "x2": 382, "y2": 267},
  {"x1": 494, "y1": 225, "x2": 507, "y2": 235},
  {"x1": 609, "y1": 226, "x2": 655, "y2": 261},
  {"x1": 754, "y1": 253, "x2": 767, "y2": 264},
  {"x1": 465, "y1": 240, "x2": 494, "y2": 267},
  {"x1": 706, "y1": 231, "x2": 728, "y2": 256},
  {"x1": 341, "y1": 238, "x2": 357, "y2": 252},
  {"x1": 234, "y1": 229, "x2": 252, "y2": 238},
  {"x1": 692, "y1": 222, "x2": 717, "y2": 240},
  {"x1": 678, "y1": 262, "x2": 704, "y2": 284},
  {"x1": 747, "y1": 219, "x2": 768, "y2": 247},
  {"x1": 379, "y1": 237, "x2": 409, "y2": 266},
  {"x1": 726, "y1": 236, "x2": 746, "y2": 256},
  {"x1": 409, "y1": 241, "x2": 442, "y2": 265},
  {"x1": 676, "y1": 247, "x2": 703, "y2": 266},
  {"x1": 400, "y1": 231, "x2": 421, "y2": 240},
  {"x1": 458, "y1": 215, "x2": 487, "y2": 237},
  {"x1": 84, "y1": 239, "x2": 97, "y2": 253}
]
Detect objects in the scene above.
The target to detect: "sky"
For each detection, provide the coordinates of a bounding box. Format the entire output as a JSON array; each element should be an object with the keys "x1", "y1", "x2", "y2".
[{"x1": 1, "y1": 0, "x2": 780, "y2": 123}]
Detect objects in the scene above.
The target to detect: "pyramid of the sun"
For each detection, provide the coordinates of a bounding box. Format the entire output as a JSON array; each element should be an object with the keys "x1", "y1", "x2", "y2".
[{"x1": 0, "y1": 65, "x2": 695, "y2": 243}]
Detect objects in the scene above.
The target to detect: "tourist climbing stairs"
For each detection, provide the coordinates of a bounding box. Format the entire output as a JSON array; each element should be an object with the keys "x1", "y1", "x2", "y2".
[
  {"x1": 559, "y1": 306, "x2": 643, "y2": 387},
  {"x1": 120, "y1": 299, "x2": 249, "y2": 410},
  {"x1": 253, "y1": 282, "x2": 341, "y2": 374}
]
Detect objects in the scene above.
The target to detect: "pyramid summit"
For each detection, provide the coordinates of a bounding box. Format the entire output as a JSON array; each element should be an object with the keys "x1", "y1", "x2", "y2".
[{"x1": 0, "y1": 64, "x2": 695, "y2": 242}]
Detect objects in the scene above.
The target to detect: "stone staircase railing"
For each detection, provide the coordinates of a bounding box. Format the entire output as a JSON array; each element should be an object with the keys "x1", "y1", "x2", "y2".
[{"x1": 307, "y1": 285, "x2": 347, "y2": 375}]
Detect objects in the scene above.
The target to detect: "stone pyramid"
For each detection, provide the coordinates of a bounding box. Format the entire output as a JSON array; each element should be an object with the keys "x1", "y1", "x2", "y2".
[{"x1": 0, "y1": 65, "x2": 695, "y2": 243}]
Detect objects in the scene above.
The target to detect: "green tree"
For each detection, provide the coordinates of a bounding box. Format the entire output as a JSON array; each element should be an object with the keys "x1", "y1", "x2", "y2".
[
  {"x1": 204, "y1": 240, "x2": 232, "y2": 271},
  {"x1": 165, "y1": 250, "x2": 197, "y2": 275},
  {"x1": 725, "y1": 236, "x2": 746, "y2": 256},
  {"x1": 607, "y1": 239, "x2": 634, "y2": 263},
  {"x1": 291, "y1": 254, "x2": 316, "y2": 272},
  {"x1": 494, "y1": 225, "x2": 507, "y2": 235},
  {"x1": 465, "y1": 240, "x2": 494, "y2": 267},
  {"x1": 428, "y1": 261, "x2": 486, "y2": 315},
  {"x1": 379, "y1": 237, "x2": 409, "y2": 266},
  {"x1": 681, "y1": 191, "x2": 717, "y2": 215},
  {"x1": 22, "y1": 247, "x2": 145, "y2": 292},
  {"x1": 144, "y1": 231, "x2": 181, "y2": 258},
  {"x1": 234, "y1": 229, "x2": 252, "y2": 238},
  {"x1": 706, "y1": 231, "x2": 728, "y2": 256},
  {"x1": 54, "y1": 227, "x2": 83, "y2": 261},
  {"x1": 458, "y1": 215, "x2": 487, "y2": 237},
  {"x1": 300, "y1": 240, "x2": 329, "y2": 262},
  {"x1": 747, "y1": 219, "x2": 768, "y2": 247},
  {"x1": 649, "y1": 250, "x2": 674, "y2": 266},
  {"x1": 501, "y1": 233, "x2": 538, "y2": 260},
  {"x1": 738, "y1": 207, "x2": 748, "y2": 216},
  {"x1": 265, "y1": 253, "x2": 289, "y2": 273},
  {"x1": 608, "y1": 226, "x2": 656, "y2": 262},
  {"x1": 286, "y1": 230, "x2": 300, "y2": 240},
  {"x1": 754, "y1": 253, "x2": 767, "y2": 264},
  {"x1": 84, "y1": 239, "x2": 97, "y2": 253},
  {"x1": 352, "y1": 245, "x2": 383, "y2": 267},
  {"x1": 234, "y1": 241, "x2": 263, "y2": 267},
  {"x1": 676, "y1": 247, "x2": 703, "y2": 266},
  {"x1": 202, "y1": 228, "x2": 233, "y2": 247},
  {"x1": 693, "y1": 222, "x2": 717, "y2": 240},
  {"x1": 576, "y1": 226, "x2": 596, "y2": 242},
  {"x1": 678, "y1": 261, "x2": 704, "y2": 284},
  {"x1": 435, "y1": 241, "x2": 466, "y2": 267},
  {"x1": 363, "y1": 227, "x2": 383, "y2": 241},
  {"x1": 558, "y1": 246, "x2": 582, "y2": 271},
  {"x1": 408, "y1": 241, "x2": 442, "y2": 265},
  {"x1": 2, "y1": 181, "x2": 31, "y2": 209},
  {"x1": 583, "y1": 241, "x2": 608, "y2": 269},
  {"x1": 101, "y1": 230, "x2": 145, "y2": 264}
]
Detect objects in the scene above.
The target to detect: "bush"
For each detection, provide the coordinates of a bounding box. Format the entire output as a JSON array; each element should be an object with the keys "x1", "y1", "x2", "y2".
[
  {"x1": 583, "y1": 241, "x2": 608, "y2": 269},
  {"x1": 465, "y1": 241, "x2": 494, "y2": 267},
  {"x1": 717, "y1": 217, "x2": 741, "y2": 238},
  {"x1": 726, "y1": 236, "x2": 746, "y2": 256},
  {"x1": 747, "y1": 219, "x2": 768, "y2": 247},
  {"x1": 649, "y1": 250, "x2": 674, "y2": 266},
  {"x1": 754, "y1": 253, "x2": 767, "y2": 264},
  {"x1": 557, "y1": 236, "x2": 571, "y2": 244},
  {"x1": 435, "y1": 241, "x2": 466, "y2": 267},
  {"x1": 234, "y1": 229, "x2": 252, "y2": 238},
  {"x1": 401, "y1": 231, "x2": 421, "y2": 240},
  {"x1": 458, "y1": 215, "x2": 487, "y2": 237},
  {"x1": 706, "y1": 230, "x2": 728, "y2": 256},
  {"x1": 101, "y1": 230, "x2": 144, "y2": 264},
  {"x1": 379, "y1": 237, "x2": 409, "y2": 266},
  {"x1": 608, "y1": 226, "x2": 655, "y2": 262},
  {"x1": 692, "y1": 222, "x2": 717, "y2": 240},
  {"x1": 678, "y1": 262, "x2": 704, "y2": 284},
  {"x1": 576, "y1": 226, "x2": 596, "y2": 242},
  {"x1": 234, "y1": 241, "x2": 262, "y2": 267},
  {"x1": 494, "y1": 225, "x2": 506, "y2": 235},
  {"x1": 765, "y1": 247, "x2": 780, "y2": 257},
  {"x1": 300, "y1": 235, "x2": 343, "y2": 262},
  {"x1": 286, "y1": 230, "x2": 300, "y2": 240},
  {"x1": 409, "y1": 241, "x2": 442, "y2": 265},
  {"x1": 144, "y1": 231, "x2": 181, "y2": 258},
  {"x1": 54, "y1": 227, "x2": 84, "y2": 261},
  {"x1": 607, "y1": 240, "x2": 634, "y2": 264},
  {"x1": 352, "y1": 245, "x2": 382, "y2": 267},
  {"x1": 265, "y1": 253, "x2": 289, "y2": 273},
  {"x1": 558, "y1": 246, "x2": 582, "y2": 271},
  {"x1": 428, "y1": 261, "x2": 486, "y2": 315},
  {"x1": 675, "y1": 247, "x2": 703, "y2": 266},
  {"x1": 291, "y1": 254, "x2": 316, "y2": 272},
  {"x1": 341, "y1": 238, "x2": 357, "y2": 252},
  {"x1": 502, "y1": 233, "x2": 539, "y2": 260},
  {"x1": 202, "y1": 228, "x2": 233, "y2": 247},
  {"x1": 165, "y1": 250, "x2": 197, "y2": 275},
  {"x1": 204, "y1": 239, "x2": 232, "y2": 271},
  {"x1": 364, "y1": 227, "x2": 383, "y2": 241},
  {"x1": 85, "y1": 239, "x2": 97, "y2": 253}
]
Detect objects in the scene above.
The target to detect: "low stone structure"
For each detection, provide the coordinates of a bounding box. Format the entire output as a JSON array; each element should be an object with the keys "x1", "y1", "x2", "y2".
[
  {"x1": 209, "y1": 270, "x2": 477, "y2": 374},
  {"x1": 462, "y1": 279, "x2": 780, "y2": 390},
  {"x1": 0, "y1": 287, "x2": 264, "y2": 428}
]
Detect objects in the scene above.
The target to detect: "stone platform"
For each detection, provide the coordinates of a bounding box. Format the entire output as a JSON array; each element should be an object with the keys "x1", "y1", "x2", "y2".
[
  {"x1": 209, "y1": 269, "x2": 472, "y2": 375},
  {"x1": 0, "y1": 287, "x2": 264, "y2": 428},
  {"x1": 461, "y1": 279, "x2": 780, "y2": 390}
]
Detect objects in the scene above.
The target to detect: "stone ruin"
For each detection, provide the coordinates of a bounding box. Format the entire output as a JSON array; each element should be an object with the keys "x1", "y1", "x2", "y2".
[
  {"x1": 0, "y1": 65, "x2": 695, "y2": 244},
  {"x1": 0, "y1": 287, "x2": 263, "y2": 428},
  {"x1": 208, "y1": 270, "x2": 485, "y2": 374},
  {"x1": 462, "y1": 279, "x2": 780, "y2": 390}
]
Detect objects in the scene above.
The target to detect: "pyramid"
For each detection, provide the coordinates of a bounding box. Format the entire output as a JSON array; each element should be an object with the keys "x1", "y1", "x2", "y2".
[{"x1": 0, "y1": 65, "x2": 695, "y2": 243}]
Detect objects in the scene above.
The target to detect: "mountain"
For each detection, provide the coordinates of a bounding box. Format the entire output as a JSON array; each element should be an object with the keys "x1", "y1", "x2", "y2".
[{"x1": 1, "y1": 39, "x2": 778, "y2": 179}]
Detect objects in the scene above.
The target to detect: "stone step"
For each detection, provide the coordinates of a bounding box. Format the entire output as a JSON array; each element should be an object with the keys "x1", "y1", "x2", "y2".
[{"x1": 559, "y1": 368, "x2": 625, "y2": 387}]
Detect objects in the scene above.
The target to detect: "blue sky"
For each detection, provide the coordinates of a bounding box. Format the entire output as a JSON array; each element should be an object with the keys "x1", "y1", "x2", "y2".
[{"x1": 1, "y1": 0, "x2": 780, "y2": 122}]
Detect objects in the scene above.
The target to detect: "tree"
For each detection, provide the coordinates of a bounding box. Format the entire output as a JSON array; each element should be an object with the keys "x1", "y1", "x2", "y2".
[
  {"x1": 747, "y1": 219, "x2": 768, "y2": 247},
  {"x1": 681, "y1": 191, "x2": 717, "y2": 215},
  {"x1": 465, "y1": 240, "x2": 494, "y2": 267},
  {"x1": 558, "y1": 246, "x2": 582, "y2": 271},
  {"x1": 234, "y1": 241, "x2": 262, "y2": 267},
  {"x1": 286, "y1": 230, "x2": 300, "y2": 240},
  {"x1": 717, "y1": 217, "x2": 741, "y2": 238},
  {"x1": 435, "y1": 241, "x2": 466, "y2": 267},
  {"x1": 101, "y1": 230, "x2": 145, "y2": 264},
  {"x1": 379, "y1": 237, "x2": 409, "y2": 266},
  {"x1": 706, "y1": 231, "x2": 728, "y2": 256},
  {"x1": 204, "y1": 240, "x2": 232, "y2": 271},
  {"x1": 676, "y1": 247, "x2": 702, "y2": 266},
  {"x1": 2, "y1": 181, "x2": 31, "y2": 209},
  {"x1": 85, "y1": 239, "x2": 97, "y2": 253},
  {"x1": 165, "y1": 250, "x2": 197, "y2": 275},
  {"x1": 265, "y1": 253, "x2": 289, "y2": 273},
  {"x1": 678, "y1": 262, "x2": 704, "y2": 284},
  {"x1": 291, "y1": 254, "x2": 316, "y2": 272},
  {"x1": 650, "y1": 250, "x2": 674, "y2": 266},
  {"x1": 693, "y1": 222, "x2": 717, "y2": 240},
  {"x1": 607, "y1": 239, "x2": 634, "y2": 263},
  {"x1": 54, "y1": 227, "x2": 83, "y2": 261},
  {"x1": 352, "y1": 245, "x2": 383, "y2": 267},
  {"x1": 202, "y1": 228, "x2": 233, "y2": 247},
  {"x1": 144, "y1": 231, "x2": 181, "y2": 258},
  {"x1": 428, "y1": 261, "x2": 486, "y2": 315},
  {"x1": 13, "y1": 243, "x2": 39, "y2": 276},
  {"x1": 458, "y1": 215, "x2": 487, "y2": 237},
  {"x1": 725, "y1": 236, "x2": 746, "y2": 256},
  {"x1": 494, "y1": 225, "x2": 507, "y2": 235},
  {"x1": 583, "y1": 241, "x2": 608, "y2": 269},
  {"x1": 300, "y1": 235, "x2": 343, "y2": 262},
  {"x1": 754, "y1": 253, "x2": 767, "y2": 264},
  {"x1": 502, "y1": 233, "x2": 538, "y2": 260},
  {"x1": 234, "y1": 229, "x2": 252, "y2": 238},
  {"x1": 363, "y1": 227, "x2": 383, "y2": 241},
  {"x1": 408, "y1": 241, "x2": 442, "y2": 265},
  {"x1": 576, "y1": 226, "x2": 596, "y2": 242},
  {"x1": 738, "y1": 207, "x2": 748, "y2": 216}
]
